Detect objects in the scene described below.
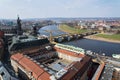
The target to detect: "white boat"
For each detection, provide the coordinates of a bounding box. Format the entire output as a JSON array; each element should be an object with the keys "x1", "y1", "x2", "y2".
[{"x1": 112, "y1": 54, "x2": 120, "y2": 59}]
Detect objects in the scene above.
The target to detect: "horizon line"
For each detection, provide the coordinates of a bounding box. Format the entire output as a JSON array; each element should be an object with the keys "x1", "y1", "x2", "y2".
[{"x1": 1, "y1": 17, "x2": 120, "y2": 20}]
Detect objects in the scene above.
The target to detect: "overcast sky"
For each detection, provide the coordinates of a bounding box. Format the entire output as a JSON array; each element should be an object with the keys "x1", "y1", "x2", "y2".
[{"x1": 0, "y1": 0, "x2": 120, "y2": 19}]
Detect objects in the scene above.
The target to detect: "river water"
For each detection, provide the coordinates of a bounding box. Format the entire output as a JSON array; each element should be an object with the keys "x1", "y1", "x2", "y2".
[
  {"x1": 39, "y1": 25, "x2": 67, "y2": 36},
  {"x1": 39, "y1": 25, "x2": 120, "y2": 56}
]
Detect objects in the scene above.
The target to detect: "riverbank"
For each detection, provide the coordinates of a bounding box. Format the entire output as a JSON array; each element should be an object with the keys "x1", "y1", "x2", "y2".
[
  {"x1": 58, "y1": 24, "x2": 88, "y2": 34},
  {"x1": 58, "y1": 24, "x2": 120, "y2": 43},
  {"x1": 85, "y1": 35, "x2": 120, "y2": 43},
  {"x1": 95, "y1": 34, "x2": 120, "y2": 41}
]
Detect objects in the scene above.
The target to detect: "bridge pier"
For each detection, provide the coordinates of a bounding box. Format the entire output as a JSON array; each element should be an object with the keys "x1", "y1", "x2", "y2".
[
  {"x1": 54, "y1": 36, "x2": 64, "y2": 43},
  {"x1": 63, "y1": 35, "x2": 71, "y2": 41}
]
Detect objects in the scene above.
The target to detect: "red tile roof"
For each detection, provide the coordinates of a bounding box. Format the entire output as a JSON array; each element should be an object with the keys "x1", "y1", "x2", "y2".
[
  {"x1": 11, "y1": 53, "x2": 51, "y2": 80},
  {"x1": 93, "y1": 62, "x2": 105, "y2": 80},
  {"x1": 38, "y1": 72, "x2": 50, "y2": 80},
  {"x1": 19, "y1": 57, "x2": 45, "y2": 79},
  {"x1": 61, "y1": 56, "x2": 92, "y2": 80},
  {"x1": 10, "y1": 53, "x2": 23, "y2": 62}
]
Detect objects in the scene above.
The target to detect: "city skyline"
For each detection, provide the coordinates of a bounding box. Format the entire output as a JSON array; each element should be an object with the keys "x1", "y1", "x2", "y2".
[{"x1": 0, "y1": 0, "x2": 120, "y2": 19}]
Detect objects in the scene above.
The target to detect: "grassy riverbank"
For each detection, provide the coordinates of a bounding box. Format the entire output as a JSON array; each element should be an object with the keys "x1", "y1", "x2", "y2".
[
  {"x1": 59, "y1": 24, "x2": 88, "y2": 34},
  {"x1": 95, "y1": 34, "x2": 120, "y2": 41}
]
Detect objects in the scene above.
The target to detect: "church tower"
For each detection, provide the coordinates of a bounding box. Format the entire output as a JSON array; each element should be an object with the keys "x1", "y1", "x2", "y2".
[{"x1": 17, "y1": 15, "x2": 23, "y2": 35}]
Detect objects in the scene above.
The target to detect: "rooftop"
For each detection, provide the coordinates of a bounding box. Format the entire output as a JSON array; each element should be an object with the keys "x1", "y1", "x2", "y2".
[
  {"x1": 61, "y1": 56, "x2": 92, "y2": 80},
  {"x1": 11, "y1": 53, "x2": 92, "y2": 80},
  {"x1": 9, "y1": 35, "x2": 49, "y2": 52},
  {"x1": 10, "y1": 43, "x2": 92, "y2": 80},
  {"x1": 99, "y1": 64, "x2": 114, "y2": 80},
  {"x1": 107, "y1": 59, "x2": 120, "y2": 67},
  {"x1": 11, "y1": 53, "x2": 51, "y2": 80},
  {"x1": 54, "y1": 46, "x2": 85, "y2": 58},
  {"x1": 112, "y1": 68, "x2": 120, "y2": 80},
  {"x1": 92, "y1": 62, "x2": 105, "y2": 80},
  {"x1": 12, "y1": 35, "x2": 37, "y2": 43},
  {"x1": 55, "y1": 43, "x2": 85, "y2": 54},
  {"x1": 0, "y1": 61, "x2": 18, "y2": 80}
]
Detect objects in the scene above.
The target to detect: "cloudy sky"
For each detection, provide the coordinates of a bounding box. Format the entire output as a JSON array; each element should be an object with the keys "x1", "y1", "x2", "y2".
[{"x1": 0, "y1": 0, "x2": 120, "y2": 19}]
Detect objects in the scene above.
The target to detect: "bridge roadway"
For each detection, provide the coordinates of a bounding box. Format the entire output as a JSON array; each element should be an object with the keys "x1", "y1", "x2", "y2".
[{"x1": 51, "y1": 31, "x2": 98, "y2": 43}]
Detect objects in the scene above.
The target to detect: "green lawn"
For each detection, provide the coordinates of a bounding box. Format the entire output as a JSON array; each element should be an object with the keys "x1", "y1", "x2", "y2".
[
  {"x1": 59, "y1": 24, "x2": 88, "y2": 34},
  {"x1": 95, "y1": 34, "x2": 120, "y2": 41}
]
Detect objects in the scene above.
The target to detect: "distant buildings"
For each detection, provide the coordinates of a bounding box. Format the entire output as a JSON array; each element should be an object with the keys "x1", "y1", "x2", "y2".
[
  {"x1": 0, "y1": 26, "x2": 17, "y2": 34},
  {"x1": 0, "y1": 16, "x2": 23, "y2": 35},
  {"x1": 1, "y1": 17, "x2": 120, "y2": 80}
]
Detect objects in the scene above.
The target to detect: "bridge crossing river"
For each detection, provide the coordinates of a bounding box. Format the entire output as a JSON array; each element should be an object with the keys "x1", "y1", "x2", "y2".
[{"x1": 39, "y1": 25, "x2": 120, "y2": 56}]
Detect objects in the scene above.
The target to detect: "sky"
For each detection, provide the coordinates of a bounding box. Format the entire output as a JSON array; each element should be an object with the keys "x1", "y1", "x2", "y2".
[{"x1": 0, "y1": 0, "x2": 120, "y2": 19}]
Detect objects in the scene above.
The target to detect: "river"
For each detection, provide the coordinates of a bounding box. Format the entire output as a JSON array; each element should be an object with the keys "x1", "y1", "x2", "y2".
[
  {"x1": 39, "y1": 25, "x2": 67, "y2": 36},
  {"x1": 39, "y1": 25, "x2": 120, "y2": 56}
]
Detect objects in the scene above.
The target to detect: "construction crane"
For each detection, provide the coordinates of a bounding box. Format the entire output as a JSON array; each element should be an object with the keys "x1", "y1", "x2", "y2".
[
  {"x1": 43, "y1": 30, "x2": 62, "y2": 42},
  {"x1": 43, "y1": 30, "x2": 53, "y2": 42}
]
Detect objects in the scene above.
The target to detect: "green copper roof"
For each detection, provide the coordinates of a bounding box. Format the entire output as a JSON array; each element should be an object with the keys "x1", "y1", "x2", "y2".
[{"x1": 56, "y1": 43, "x2": 85, "y2": 54}]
